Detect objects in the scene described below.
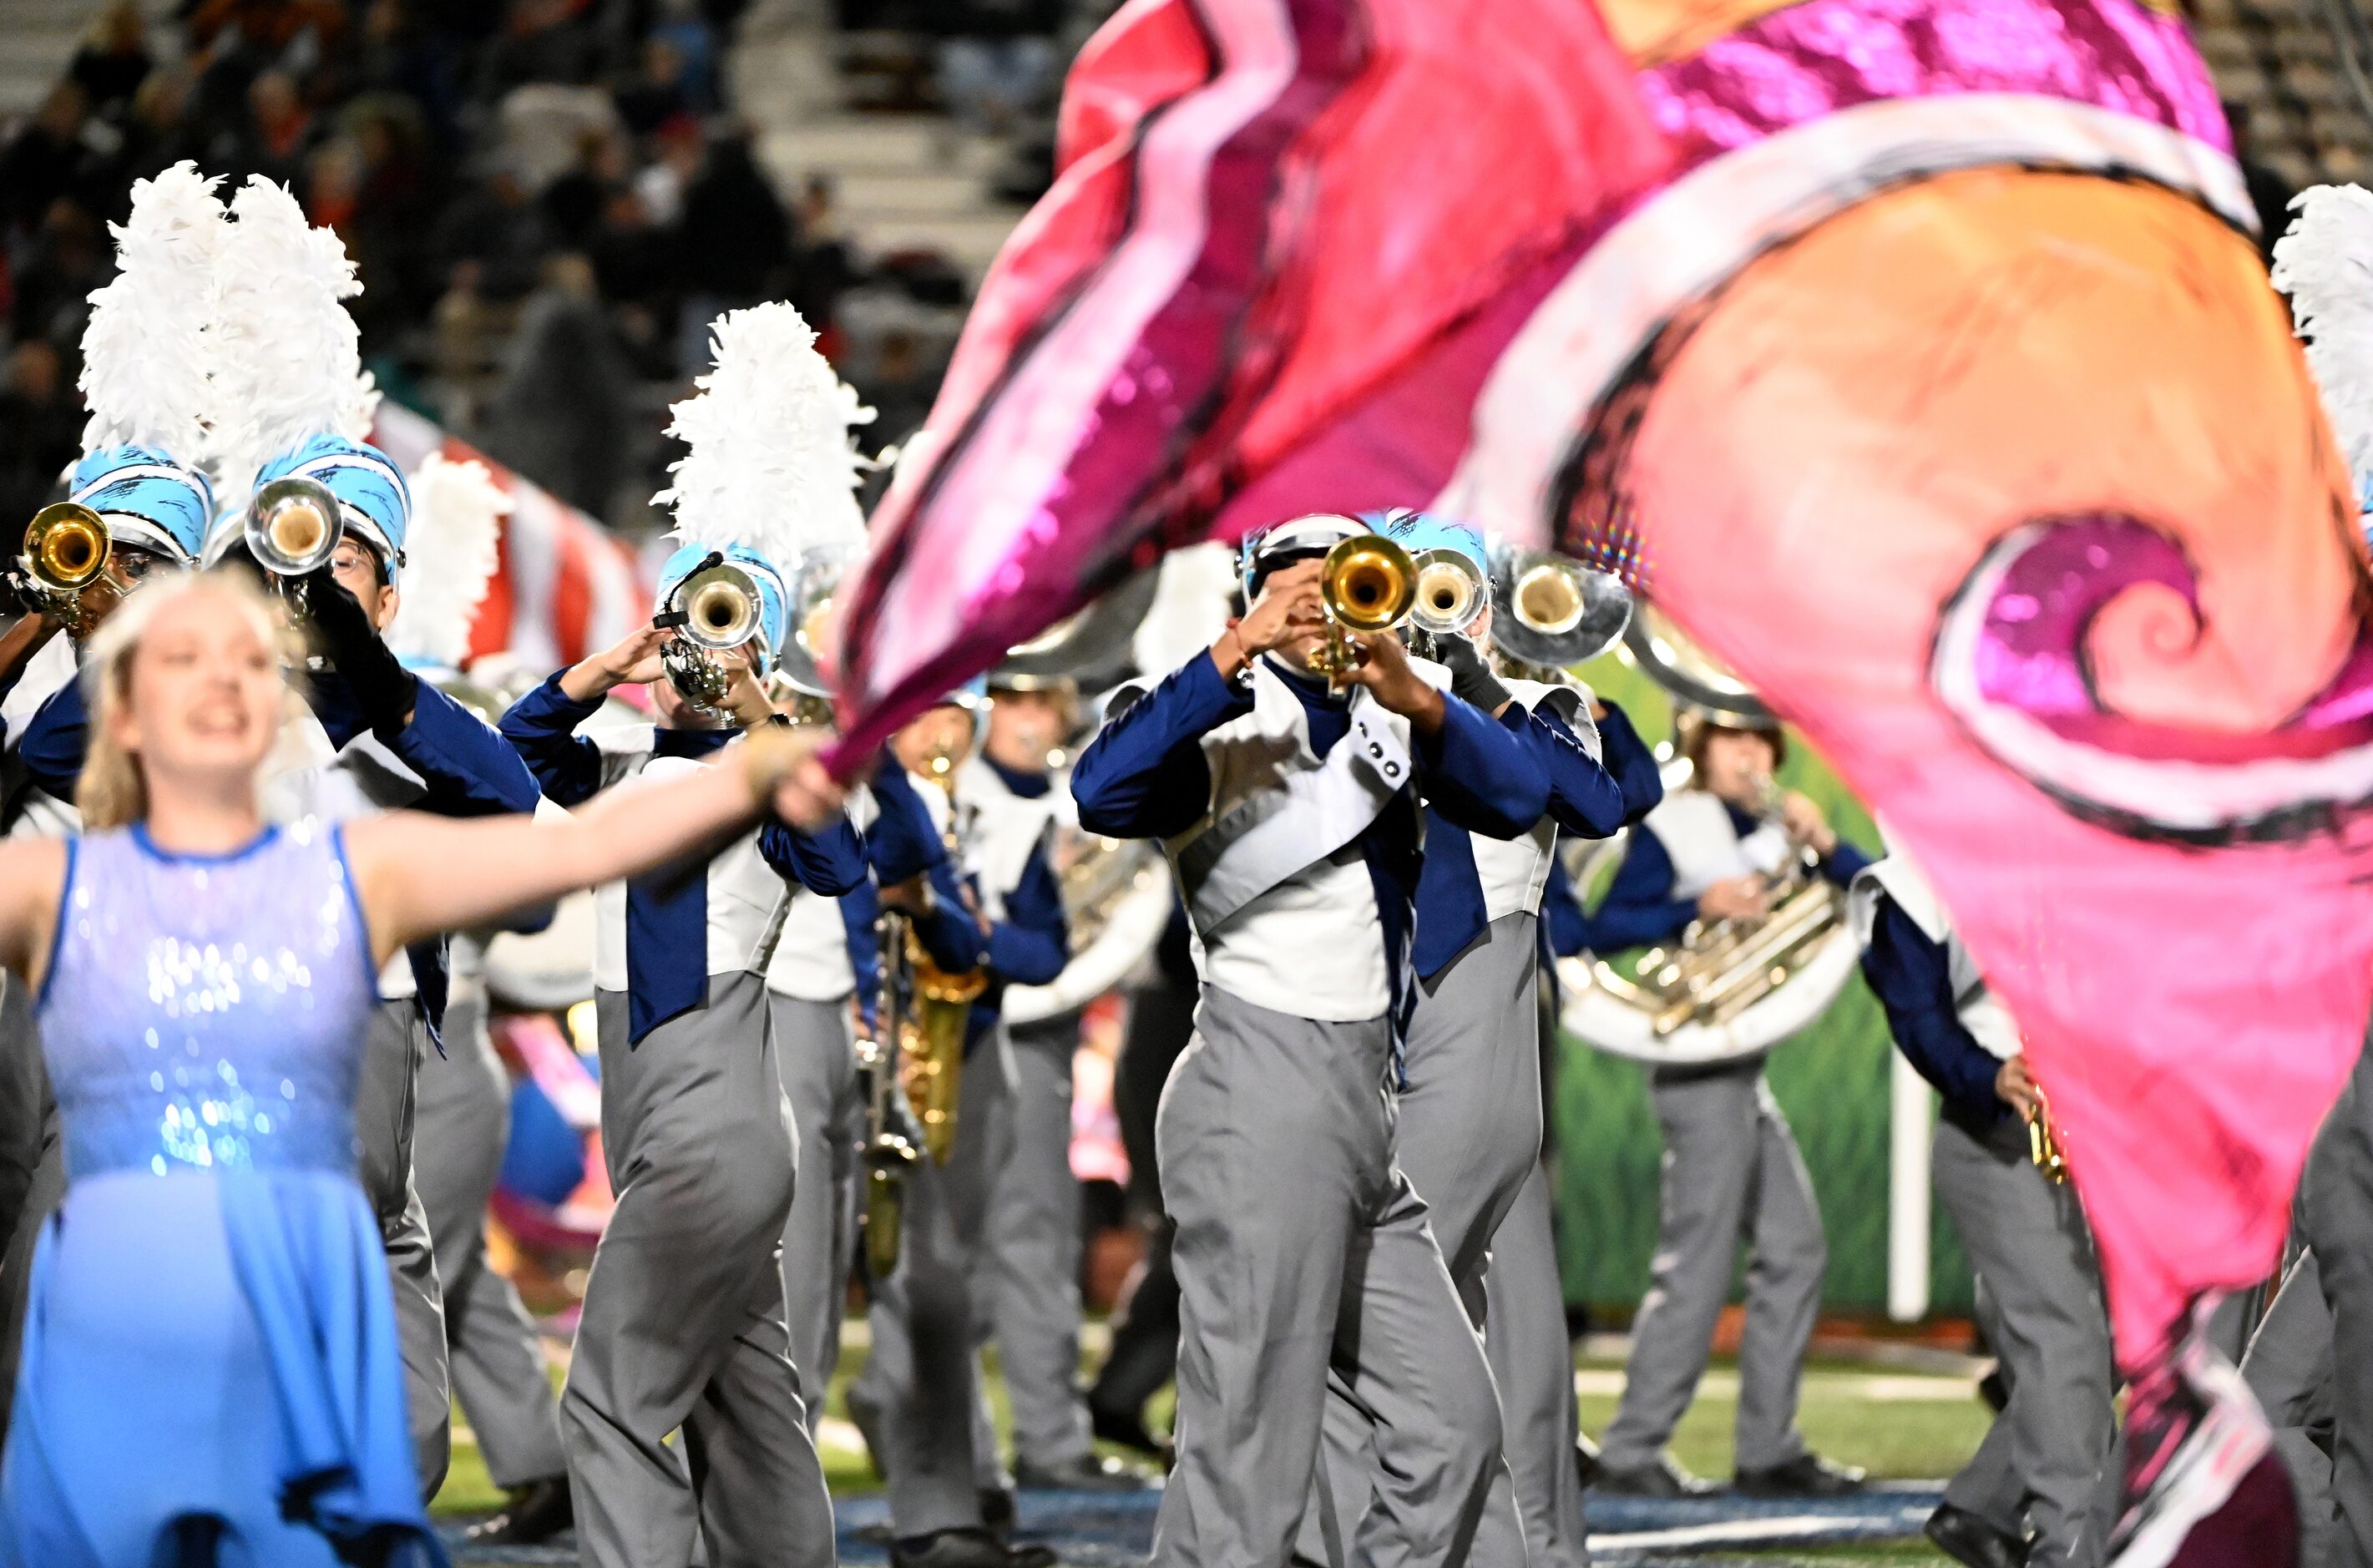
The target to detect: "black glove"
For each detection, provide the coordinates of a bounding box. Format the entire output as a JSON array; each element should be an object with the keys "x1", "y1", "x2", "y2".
[
  {"x1": 1434, "y1": 632, "x2": 1513, "y2": 714},
  {"x1": 301, "y1": 565, "x2": 418, "y2": 735}
]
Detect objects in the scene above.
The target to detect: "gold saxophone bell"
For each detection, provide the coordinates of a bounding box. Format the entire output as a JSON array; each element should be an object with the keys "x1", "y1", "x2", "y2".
[
  {"x1": 23, "y1": 503, "x2": 110, "y2": 594},
  {"x1": 1311, "y1": 534, "x2": 1417, "y2": 686},
  {"x1": 245, "y1": 478, "x2": 345, "y2": 578}
]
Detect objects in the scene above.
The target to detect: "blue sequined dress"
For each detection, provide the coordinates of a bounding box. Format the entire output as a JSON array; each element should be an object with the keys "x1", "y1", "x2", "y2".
[{"x1": 0, "y1": 822, "x2": 443, "y2": 1566}]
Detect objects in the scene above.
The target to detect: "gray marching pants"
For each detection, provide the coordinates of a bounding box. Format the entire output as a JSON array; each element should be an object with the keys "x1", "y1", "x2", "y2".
[
  {"x1": 772, "y1": 991, "x2": 863, "y2": 1432},
  {"x1": 1600, "y1": 1058, "x2": 1823, "y2": 1474},
  {"x1": 1486, "y1": 1163, "x2": 1592, "y2": 1568},
  {"x1": 0, "y1": 979, "x2": 58, "y2": 1449},
  {"x1": 977, "y1": 1009, "x2": 1096, "y2": 1471},
  {"x1": 1930, "y1": 1115, "x2": 2114, "y2": 1568},
  {"x1": 856, "y1": 1029, "x2": 1018, "y2": 1535},
  {"x1": 412, "y1": 992, "x2": 568, "y2": 1490},
  {"x1": 1299, "y1": 913, "x2": 1539, "y2": 1568},
  {"x1": 2244, "y1": 1249, "x2": 2335, "y2": 1568},
  {"x1": 1152, "y1": 986, "x2": 1502, "y2": 1568},
  {"x1": 2291, "y1": 1038, "x2": 2373, "y2": 1568},
  {"x1": 357, "y1": 998, "x2": 453, "y2": 1498},
  {"x1": 564, "y1": 978, "x2": 834, "y2": 1568}
]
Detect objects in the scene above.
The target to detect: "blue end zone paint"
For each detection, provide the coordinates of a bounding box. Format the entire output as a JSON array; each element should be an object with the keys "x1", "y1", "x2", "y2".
[{"x1": 444, "y1": 1483, "x2": 1949, "y2": 1565}]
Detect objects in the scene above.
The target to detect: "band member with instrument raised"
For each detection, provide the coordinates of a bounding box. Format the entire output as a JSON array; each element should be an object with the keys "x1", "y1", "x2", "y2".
[
  {"x1": 1591, "y1": 711, "x2": 1870, "y2": 1498},
  {"x1": 498, "y1": 300, "x2": 875, "y2": 1567},
  {"x1": 1295, "y1": 513, "x2": 1627, "y2": 1565},
  {"x1": 1071, "y1": 512, "x2": 1548, "y2": 1568},
  {"x1": 1851, "y1": 851, "x2": 2113, "y2": 1568},
  {"x1": 853, "y1": 680, "x2": 1075, "y2": 1568}
]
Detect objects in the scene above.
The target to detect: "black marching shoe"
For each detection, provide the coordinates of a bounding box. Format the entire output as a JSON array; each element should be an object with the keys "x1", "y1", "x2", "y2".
[
  {"x1": 1088, "y1": 1403, "x2": 1173, "y2": 1466},
  {"x1": 1574, "y1": 1434, "x2": 1603, "y2": 1492},
  {"x1": 1014, "y1": 1452, "x2": 1156, "y2": 1492},
  {"x1": 889, "y1": 1526, "x2": 1057, "y2": 1568},
  {"x1": 464, "y1": 1475, "x2": 574, "y2": 1545},
  {"x1": 1591, "y1": 1452, "x2": 1717, "y2": 1497},
  {"x1": 1734, "y1": 1453, "x2": 1869, "y2": 1497},
  {"x1": 1925, "y1": 1503, "x2": 2028, "y2": 1568},
  {"x1": 979, "y1": 1486, "x2": 1018, "y2": 1535}
]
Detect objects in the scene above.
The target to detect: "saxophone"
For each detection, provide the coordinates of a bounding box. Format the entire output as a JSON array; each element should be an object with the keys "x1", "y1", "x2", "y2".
[{"x1": 899, "y1": 746, "x2": 989, "y2": 1166}]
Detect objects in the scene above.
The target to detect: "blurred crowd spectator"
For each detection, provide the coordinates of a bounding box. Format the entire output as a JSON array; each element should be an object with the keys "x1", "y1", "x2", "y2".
[{"x1": 0, "y1": 0, "x2": 1116, "y2": 536}]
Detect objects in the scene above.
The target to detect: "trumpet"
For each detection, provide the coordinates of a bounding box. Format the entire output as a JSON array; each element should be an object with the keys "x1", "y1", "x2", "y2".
[
  {"x1": 14, "y1": 503, "x2": 114, "y2": 632},
  {"x1": 659, "y1": 554, "x2": 768, "y2": 720},
  {"x1": 1404, "y1": 547, "x2": 1488, "y2": 660},
  {"x1": 1489, "y1": 547, "x2": 1633, "y2": 682},
  {"x1": 1308, "y1": 533, "x2": 1417, "y2": 687}
]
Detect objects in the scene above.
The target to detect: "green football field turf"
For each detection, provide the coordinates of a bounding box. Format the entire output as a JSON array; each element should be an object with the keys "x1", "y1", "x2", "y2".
[{"x1": 432, "y1": 1344, "x2": 1982, "y2": 1565}]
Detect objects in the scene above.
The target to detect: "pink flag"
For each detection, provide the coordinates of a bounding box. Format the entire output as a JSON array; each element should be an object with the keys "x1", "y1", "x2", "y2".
[{"x1": 832, "y1": 0, "x2": 2373, "y2": 1406}]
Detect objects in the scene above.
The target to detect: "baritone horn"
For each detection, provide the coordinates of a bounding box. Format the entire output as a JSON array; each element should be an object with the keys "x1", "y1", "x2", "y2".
[
  {"x1": 16, "y1": 503, "x2": 113, "y2": 630},
  {"x1": 1489, "y1": 547, "x2": 1633, "y2": 681},
  {"x1": 769, "y1": 543, "x2": 863, "y2": 726},
  {"x1": 660, "y1": 554, "x2": 769, "y2": 720},
  {"x1": 1310, "y1": 533, "x2": 1416, "y2": 687}
]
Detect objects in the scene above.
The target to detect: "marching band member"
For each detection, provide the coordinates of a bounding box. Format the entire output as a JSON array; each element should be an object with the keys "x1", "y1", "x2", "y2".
[
  {"x1": 1070, "y1": 512, "x2": 1549, "y2": 1568},
  {"x1": 853, "y1": 682, "x2": 1076, "y2": 1568},
  {"x1": 1295, "y1": 513, "x2": 1626, "y2": 1565},
  {"x1": 383, "y1": 456, "x2": 574, "y2": 1545},
  {"x1": 969, "y1": 672, "x2": 1147, "y2": 1494},
  {"x1": 1852, "y1": 851, "x2": 2114, "y2": 1568},
  {"x1": 497, "y1": 301, "x2": 873, "y2": 1568},
  {"x1": 1590, "y1": 712, "x2": 1869, "y2": 1498},
  {"x1": 1483, "y1": 709, "x2": 1668, "y2": 1568},
  {"x1": 498, "y1": 549, "x2": 863, "y2": 1568}
]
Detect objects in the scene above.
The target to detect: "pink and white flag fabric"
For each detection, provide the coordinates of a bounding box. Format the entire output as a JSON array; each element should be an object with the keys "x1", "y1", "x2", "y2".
[{"x1": 832, "y1": 0, "x2": 2373, "y2": 1423}]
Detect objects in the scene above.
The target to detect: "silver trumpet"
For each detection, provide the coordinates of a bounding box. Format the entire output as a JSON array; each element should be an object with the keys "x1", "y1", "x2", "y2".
[
  {"x1": 1404, "y1": 547, "x2": 1489, "y2": 661},
  {"x1": 1489, "y1": 546, "x2": 1632, "y2": 682},
  {"x1": 660, "y1": 555, "x2": 769, "y2": 719},
  {"x1": 243, "y1": 477, "x2": 346, "y2": 615}
]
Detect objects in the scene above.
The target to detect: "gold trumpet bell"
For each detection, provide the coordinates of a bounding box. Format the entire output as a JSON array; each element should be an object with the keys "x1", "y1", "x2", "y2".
[
  {"x1": 23, "y1": 503, "x2": 110, "y2": 594},
  {"x1": 1313, "y1": 533, "x2": 1417, "y2": 684}
]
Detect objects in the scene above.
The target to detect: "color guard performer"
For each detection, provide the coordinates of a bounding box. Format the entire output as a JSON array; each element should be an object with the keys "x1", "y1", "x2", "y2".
[
  {"x1": 1853, "y1": 852, "x2": 2115, "y2": 1568},
  {"x1": 1590, "y1": 713, "x2": 1868, "y2": 1497},
  {"x1": 1071, "y1": 513, "x2": 1549, "y2": 1568}
]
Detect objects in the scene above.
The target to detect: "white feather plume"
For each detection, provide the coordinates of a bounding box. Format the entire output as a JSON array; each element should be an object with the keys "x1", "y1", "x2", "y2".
[
  {"x1": 2274, "y1": 184, "x2": 2373, "y2": 508},
  {"x1": 387, "y1": 453, "x2": 510, "y2": 669},
  {"x1": 653, "y1": 303, "x2": 875, "y2": 564},
  {"x1": 79, "y1": 161, "x2": 229, "y2": 456},
  {"x1": 206, "y1": 175, "x2": 379, "y2": 497}
]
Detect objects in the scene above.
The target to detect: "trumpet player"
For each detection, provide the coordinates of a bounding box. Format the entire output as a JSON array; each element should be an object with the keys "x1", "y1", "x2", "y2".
[
  {"x1": 1851, "y1": 852, "x2": 2113, "y2": 1568},
  {"x1": 496, "y1": 541, "x2": 868, "y2": 1568},
  {"x1": 1070, "y1": 513, "x2": 1550, "y2": 1568},
  {"x1": 1293, "y1": 513, "x2": 1628, "y2": 1568},
  {"x1": 1591, "y1": 712, "x2": 1870, "y2": 1499},
  {"x1": 853, "y1": 683, "x2": 1079, "y2": 1568}
]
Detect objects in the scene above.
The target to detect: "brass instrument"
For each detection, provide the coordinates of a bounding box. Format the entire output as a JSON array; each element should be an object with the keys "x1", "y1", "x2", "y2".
[
  {"x1": 1308, "y1": 533, "x2": 1417, "y2": 687},
  {"x1": 2029, "y1": 1087, "x2": 2070, "y2": 1184},
  {"x1": 1489, "y1": 546, "x2": 1633, "y2": 681},
  {"x1": 859, "y1": 918, "x2": 923, "y2": 1279},
  {"x1": 659, "y1": 554, "x2": 768, "y2": 720},
  {"x1": 1404, "y1": 547, "x2": 1488, "y2": 660},
  {"x1": 898, "y1": 748, "x2": 989, "y2": 1164},
  {"x1": 15, "y1": 503, "x2": 114, "y2": 632}
]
